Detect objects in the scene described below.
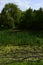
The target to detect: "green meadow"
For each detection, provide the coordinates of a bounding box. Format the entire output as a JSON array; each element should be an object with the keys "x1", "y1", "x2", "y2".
[
  {"x1": 0, "y1": 30, "x2": 43, "y2": 65},
  {"x1": 0, "y1": 30, "x2": 43, "y2": 46}
]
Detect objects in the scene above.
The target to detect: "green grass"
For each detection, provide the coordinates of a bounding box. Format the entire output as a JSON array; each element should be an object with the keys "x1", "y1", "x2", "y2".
[
  {"x1": 5, "y1": 61, "x2": 43, "y2": 65},
  {"x1": 0, "y1": 30, "x2": 43, "y2": 64},
  {"x1": 0, "y1": 30, "x2": 43, "y2": 45},
  {"x1": 0, "y1": 30, "x2": 43, "y2": 65}
]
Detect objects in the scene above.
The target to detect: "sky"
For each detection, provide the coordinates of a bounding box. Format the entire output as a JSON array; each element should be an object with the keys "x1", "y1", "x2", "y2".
[{"x1": 0, "y1": 0, "x2": 43, "y2": 12}]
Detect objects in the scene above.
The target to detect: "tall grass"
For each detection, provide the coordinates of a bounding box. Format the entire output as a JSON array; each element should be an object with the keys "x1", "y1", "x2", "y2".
[{"x1": 0, "y1": 30, "x2": 43, "y2": 45}]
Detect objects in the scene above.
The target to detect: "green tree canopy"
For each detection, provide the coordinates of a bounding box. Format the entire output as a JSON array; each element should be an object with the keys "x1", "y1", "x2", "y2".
[{"x1": 1, "y1": 3, "x2": 21, "y2": 28}]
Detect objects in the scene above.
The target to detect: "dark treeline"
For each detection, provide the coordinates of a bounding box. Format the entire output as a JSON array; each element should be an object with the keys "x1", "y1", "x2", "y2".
[{"x1": 0, "y1": 3, "x2": 43, "y2": 30}]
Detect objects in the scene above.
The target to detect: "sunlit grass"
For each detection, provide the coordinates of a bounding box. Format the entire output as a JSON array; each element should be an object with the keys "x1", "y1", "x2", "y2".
[{"x1": 0, "y1": 45, "x2": 43, "y2": 65}]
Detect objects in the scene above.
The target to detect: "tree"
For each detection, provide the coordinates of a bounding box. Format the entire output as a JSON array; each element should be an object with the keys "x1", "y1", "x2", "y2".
[
  {"x1": 0, "y1": 14, "x2": 1, "y2": 27},
  {"x1": 33, "y1": 8, "x2": 43, "y2": 30},
  {"x1": 19, "y1": 11, "x2": 25, "y2": 29},
  {"x1": 21, "y1": 8, "x2": 34, "y2": 29},
  {"x1": 1, "y1": 3, "x2": 21, "y2": 28}
]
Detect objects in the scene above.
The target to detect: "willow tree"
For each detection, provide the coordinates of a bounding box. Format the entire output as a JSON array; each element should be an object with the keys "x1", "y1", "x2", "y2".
[{"x1": 1, "y1": 3, "x2": 21, "y2": 28}]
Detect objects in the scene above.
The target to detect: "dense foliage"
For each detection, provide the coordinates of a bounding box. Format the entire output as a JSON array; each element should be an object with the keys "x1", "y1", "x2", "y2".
[
  {"x1": 0, "y1": 3, "x2": 43, "y2": 30},
  {"x1": 0, "y1": 3, "x2": 22, "y2": 29}
]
